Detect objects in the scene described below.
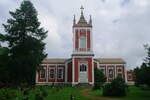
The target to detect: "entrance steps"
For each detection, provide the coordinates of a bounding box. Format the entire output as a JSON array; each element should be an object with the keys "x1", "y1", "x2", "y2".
[{"x1": 74, "y1": 83, "x2": 92, "y2": 88}]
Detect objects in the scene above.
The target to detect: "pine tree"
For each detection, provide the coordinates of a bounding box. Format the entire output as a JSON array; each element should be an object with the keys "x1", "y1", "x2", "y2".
[
  {"x1": 134, "y1": 45, "x2": 150, "y2": 87},
  {"x1": 2, "y1": 0, "x2": 47, "y2": 86}
]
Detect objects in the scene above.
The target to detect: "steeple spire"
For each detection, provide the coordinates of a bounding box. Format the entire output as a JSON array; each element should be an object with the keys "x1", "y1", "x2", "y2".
[{"x1": 78, "y1": 6, "x2": 87, "y2": 24}]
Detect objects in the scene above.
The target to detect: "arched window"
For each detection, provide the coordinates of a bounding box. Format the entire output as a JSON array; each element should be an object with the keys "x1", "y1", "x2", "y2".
[
  {"x1": 80, "y1": 64, "x2": 87, "y2": 72},
  {"x1": 80, "y1": 36, "x2": 86, "y2": 48}
]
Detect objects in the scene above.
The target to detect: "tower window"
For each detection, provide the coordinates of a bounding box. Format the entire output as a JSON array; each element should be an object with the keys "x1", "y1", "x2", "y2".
[{"x1": 80, "y1": 36, "x2": 86, "y2": 48}]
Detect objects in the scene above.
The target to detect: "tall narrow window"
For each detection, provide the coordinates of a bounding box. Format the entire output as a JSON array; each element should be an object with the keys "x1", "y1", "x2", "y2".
[
  {"x1": 58, "y1": 68, "x2": 63, "y2": 79},
  {"x1": 108, "y1": 69, "x2": 113, "y2": 78},
  {"x1": 80, "y1": 36, "x2": 86, "y2": 48},
  {"x1": 49, "y1": 68, "x2": 55, "y2": 79},
  {"x1": 40, "y1": 69, "x2": 46, "y2": 79}
]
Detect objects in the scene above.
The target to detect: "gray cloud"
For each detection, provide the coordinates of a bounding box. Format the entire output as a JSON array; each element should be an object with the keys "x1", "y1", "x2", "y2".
[{"x1": 0, "y1": 0, "x2": 150, "y2": 69}]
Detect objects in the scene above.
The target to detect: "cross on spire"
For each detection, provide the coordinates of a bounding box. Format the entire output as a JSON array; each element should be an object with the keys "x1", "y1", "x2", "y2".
[
  {"x1": 80, "y1": 6, "x2": 84, "y2": 15},
  {"x1": 77, "y1": 6, "x2": 87, "y2": 24},
  {"x1": 80, "y1": 6, "x2": 84, "y2": 11}
]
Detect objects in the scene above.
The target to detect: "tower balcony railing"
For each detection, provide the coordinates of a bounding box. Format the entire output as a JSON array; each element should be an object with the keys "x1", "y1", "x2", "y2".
[
  {"x1": 73, "y1": 48, "x2": 93, "y2": 53},
  {"x1": 75, "y1": 48, "x2": 90, "y2": 52}
]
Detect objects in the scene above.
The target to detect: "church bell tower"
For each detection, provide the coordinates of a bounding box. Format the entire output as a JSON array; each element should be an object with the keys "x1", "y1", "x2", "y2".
[{"x1": 72, "y1": 6, "x2": 94, "y2": 85}]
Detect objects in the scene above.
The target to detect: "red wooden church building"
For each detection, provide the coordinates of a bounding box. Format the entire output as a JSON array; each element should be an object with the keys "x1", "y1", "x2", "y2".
[{"x1": 36, "y1": 7, "x2": 135, "y2": 86}]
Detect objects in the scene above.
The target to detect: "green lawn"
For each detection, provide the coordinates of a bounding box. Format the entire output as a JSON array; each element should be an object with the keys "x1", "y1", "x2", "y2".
[
  {"x1": 124, "y1": 86, "x2": 150, "y2": 100},
  {"x1": 0, "y1": 86, "x2": 150, "y2": 100},
  {"x1": 90, "y1": 86, "x2": 150, "y2": 100},
  {"x1": 0, "y1": 86, "x2": 95, "y2": 100}
]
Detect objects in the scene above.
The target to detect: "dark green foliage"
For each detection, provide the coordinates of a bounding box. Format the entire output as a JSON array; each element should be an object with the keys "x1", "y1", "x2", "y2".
[
  {"x1": 0, "y1": 89, "x2": 17, "y2": 100},
  {"x1": 0, "y1": 47, "x2": 10, "y2": 88},
  {"x1": 93, "y1": 67, "x2": 106, "y2": 90},
  {"x1": 35, "y1": 93, "x2": 43, "y2": 100},
  {"x1": 0, "y1": 0, "x2": 47, "y2": 87},
  {"x1": 103, "y1": 77, "x2": 127, "y2": 97},
  {"x1": 134, "y1": 45, "x2": 150, "y2": 87}
]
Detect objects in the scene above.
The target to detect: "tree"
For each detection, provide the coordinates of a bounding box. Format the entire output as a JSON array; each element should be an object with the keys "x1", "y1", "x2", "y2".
[
  {"x1": 0, "y1": 46, "x2": 10, "y2": 87},
  {"x1": 93, "y1": 67, "x2": 106, "y2": 90},
  {"x1": 2, "y1": 0, "x2": 47, "y2": 86},
  {"x1": 134, "y1": 45, "x2": 150, "y2": 87}
]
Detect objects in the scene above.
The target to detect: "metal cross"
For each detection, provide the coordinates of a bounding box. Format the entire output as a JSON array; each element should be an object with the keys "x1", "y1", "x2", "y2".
[{"x1": 80, "y1": 6, "x2": 84, "y2": 11}]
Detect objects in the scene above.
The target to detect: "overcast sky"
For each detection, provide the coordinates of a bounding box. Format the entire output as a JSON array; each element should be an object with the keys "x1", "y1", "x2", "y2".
[{"x1": 0, "y1": 0, "x2": 150, "y2": 69}]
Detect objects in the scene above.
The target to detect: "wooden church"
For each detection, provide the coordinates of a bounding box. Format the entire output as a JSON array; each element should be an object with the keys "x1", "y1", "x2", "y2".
[{"x1": 36, "y1": 7, "x2": 135, "y2": 86}]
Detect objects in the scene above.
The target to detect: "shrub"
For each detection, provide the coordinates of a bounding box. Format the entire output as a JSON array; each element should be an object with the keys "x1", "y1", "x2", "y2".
[
  {"x1": 103, "y1": 83, "x2": 112, "y2": 96},
  {"x1": 103, "y1": 77, "x2": 127, "y2": 97}
]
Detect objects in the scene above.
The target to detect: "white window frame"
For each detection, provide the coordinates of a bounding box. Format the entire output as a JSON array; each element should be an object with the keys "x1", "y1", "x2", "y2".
[
  {"x1": 57, "y1": 67, "x2": 64, "y2": 79},
  {"x1": 49, "y1": 67, "x2": 55, "y2": 79}
]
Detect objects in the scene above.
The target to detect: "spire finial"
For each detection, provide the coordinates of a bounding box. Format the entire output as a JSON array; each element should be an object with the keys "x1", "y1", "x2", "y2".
[
  {"x1": 78, "y1": 6, "x2": 87, "y2": 24},
  {"x1": 80, "y1": 6, "x2": 84, "y2": 15}
]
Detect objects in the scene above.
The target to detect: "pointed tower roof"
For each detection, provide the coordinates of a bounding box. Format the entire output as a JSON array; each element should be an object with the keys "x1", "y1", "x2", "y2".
[
  {"x1": 73, "y1": 6, "x2": 92, "y2": 27},
  {"x1": 77, "y1": 6, "x2": 87, "y2": 24}
]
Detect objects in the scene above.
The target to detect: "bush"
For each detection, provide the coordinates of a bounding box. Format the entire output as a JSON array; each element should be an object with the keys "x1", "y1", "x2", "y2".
[{"x1": 103, "y1": 77, "x2": 127, "y2": 97}]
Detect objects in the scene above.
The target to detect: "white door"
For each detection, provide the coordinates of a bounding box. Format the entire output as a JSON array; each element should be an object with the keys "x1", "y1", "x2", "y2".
[{"x1": 79, "y1": 63, "x2": 88, "y2": 83}]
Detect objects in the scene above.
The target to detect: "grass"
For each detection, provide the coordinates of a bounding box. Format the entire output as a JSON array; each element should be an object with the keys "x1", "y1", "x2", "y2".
[
  {"x1": 0, "y1": 86, "x2": 150, "y2": 100},
  {"x1": 44, "y1": 87, "x2": 93, "y2": 100},
  {"x1": 90, "y1": 89, "x2": 103, "y2": 96},
  {"x1": 123, "y1": 86, "x2": 150, "y2": 100},
  {"x1": 90, "y1": 86, "x2": 150, "y2": 100},
  {"x1": 0, "y1": 86, "x2": 95, "y2": 100}
]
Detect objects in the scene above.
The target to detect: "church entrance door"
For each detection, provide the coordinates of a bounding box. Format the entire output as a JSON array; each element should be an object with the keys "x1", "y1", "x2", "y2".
[{"x1": 79, "y1": 63, "x2": 88, "y2": 83}]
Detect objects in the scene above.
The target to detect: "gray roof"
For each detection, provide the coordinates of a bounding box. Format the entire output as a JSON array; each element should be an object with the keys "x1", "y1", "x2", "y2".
[{"x1": 95, "y1": 58, "x2": 126, "y2": 64}]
